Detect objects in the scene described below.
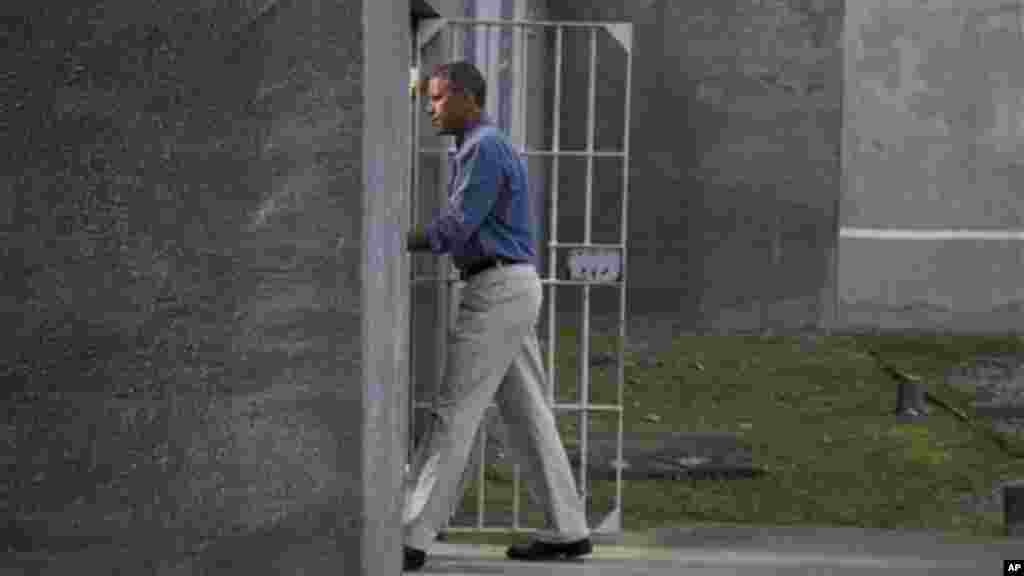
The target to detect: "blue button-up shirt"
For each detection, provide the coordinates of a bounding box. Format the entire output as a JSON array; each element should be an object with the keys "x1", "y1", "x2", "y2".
[{"x1": 424, "y1": 114, "x2": 536, "y2": 271}]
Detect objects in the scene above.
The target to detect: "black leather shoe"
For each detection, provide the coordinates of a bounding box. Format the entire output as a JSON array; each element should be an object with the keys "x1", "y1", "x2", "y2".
[
  {"x1": 506, "y1": 537, "x2": 593, "y2": 561},
  {"x1": 403, "y1": 546, "x2": 426, "y2": 571}
]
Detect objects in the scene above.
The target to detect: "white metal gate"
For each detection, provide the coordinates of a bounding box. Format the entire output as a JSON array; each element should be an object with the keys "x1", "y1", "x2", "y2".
[{"x1": 409, "y1": 15, "x2": 633, "y2": 536}]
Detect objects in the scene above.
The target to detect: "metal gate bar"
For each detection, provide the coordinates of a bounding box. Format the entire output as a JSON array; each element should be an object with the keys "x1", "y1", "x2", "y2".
[
  {"x1": 547, "y1": 24, "x2": 562, "y2": 413},
  {"x1": 615, "y1": 16, "x2": 633, "y2": 527},
  {"x1": 410, "y1": 17, "x2": 633, "y2": 536},
  {"x1": 512, "y1": 12, "x2": 526, "y2": 528},
  {"x1": 577, "y1": 23, "x2": 598, "y2": 499}
]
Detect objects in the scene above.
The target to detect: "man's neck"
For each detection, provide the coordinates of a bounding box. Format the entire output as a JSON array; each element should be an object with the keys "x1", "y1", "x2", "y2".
[{"x1": 455, "y1": 112, "x2": 484, "y2": 149}]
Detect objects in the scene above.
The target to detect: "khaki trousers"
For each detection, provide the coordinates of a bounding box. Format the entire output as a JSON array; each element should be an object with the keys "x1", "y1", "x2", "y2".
[{"x1": 403, "y1": 263, "x2": 589, "y2": 550}]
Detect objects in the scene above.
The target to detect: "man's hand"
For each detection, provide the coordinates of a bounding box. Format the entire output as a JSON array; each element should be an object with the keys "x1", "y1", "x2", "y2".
[{"x1": 406, "y1": 226, "x2": 431, "y2": 252}]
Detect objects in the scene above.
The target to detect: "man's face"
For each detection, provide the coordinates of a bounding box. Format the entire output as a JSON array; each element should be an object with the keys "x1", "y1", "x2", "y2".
[{"x1": 428, "y1": 77, "x2": 472, "y2": 135}]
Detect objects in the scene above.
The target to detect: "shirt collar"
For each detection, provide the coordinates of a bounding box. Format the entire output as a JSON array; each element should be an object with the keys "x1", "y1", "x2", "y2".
[{"x1": 464, "y1": 112, "x2": 490, "y2": 133}]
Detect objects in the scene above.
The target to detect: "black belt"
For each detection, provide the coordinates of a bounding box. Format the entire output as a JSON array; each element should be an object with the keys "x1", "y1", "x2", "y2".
[{"x1": 461, "y1": 256, "x2": 525, "y2": 280}]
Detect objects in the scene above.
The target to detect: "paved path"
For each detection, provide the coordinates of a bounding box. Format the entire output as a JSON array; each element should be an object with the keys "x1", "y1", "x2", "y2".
[
  {"x1": 415, "y1": 524, "x2": 1023, "y2": 575},
  {"x1": 6, "y1": 523, "x2": 1020, "y2": 574}
]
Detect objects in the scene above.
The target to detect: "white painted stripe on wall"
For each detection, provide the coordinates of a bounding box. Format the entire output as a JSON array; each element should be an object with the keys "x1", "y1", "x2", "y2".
[{"x1": 840, "y1": 227, "x2": 1024, "y2": 240}]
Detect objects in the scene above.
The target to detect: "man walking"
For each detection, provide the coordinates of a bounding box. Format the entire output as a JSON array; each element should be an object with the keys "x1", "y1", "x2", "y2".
[{"x1": 403, "y1": 61, "x2": 593, "y2": 571}]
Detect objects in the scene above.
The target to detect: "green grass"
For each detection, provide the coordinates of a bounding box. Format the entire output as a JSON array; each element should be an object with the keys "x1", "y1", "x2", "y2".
[{"x1": 446, "y1": 329, "x2": 1024, "y2": 545}]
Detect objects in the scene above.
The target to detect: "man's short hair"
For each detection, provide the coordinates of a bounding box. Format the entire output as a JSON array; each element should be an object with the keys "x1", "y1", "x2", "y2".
[{"x1": 429, "y1": 61, "x2": 487, "y2": 109}]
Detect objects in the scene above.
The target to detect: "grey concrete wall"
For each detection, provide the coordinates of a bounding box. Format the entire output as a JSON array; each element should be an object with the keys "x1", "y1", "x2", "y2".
[
  {"x1": 548, "y1": 0, "x2": 844, "y2": 334},
  {"x1": 839, "y1": 0, "x2": 1024, "y2": 333},
  {"x1": 5, "y1": 1, "x2": 409, "y2": 573}
]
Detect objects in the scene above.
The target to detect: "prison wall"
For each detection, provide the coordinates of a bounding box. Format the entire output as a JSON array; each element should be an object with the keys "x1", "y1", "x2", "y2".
[
  {"x1": 840, "y1": 0, "x2": 1024, "y2": 333},
  {"x1": 4, "y1": 1, "x2": 410, "y2": 573},
  {"x1": 547, "y1": 0, "x2": 844, "y2": 334}
]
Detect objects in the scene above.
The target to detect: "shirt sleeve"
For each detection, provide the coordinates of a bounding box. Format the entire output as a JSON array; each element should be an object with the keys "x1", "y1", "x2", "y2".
[{"x1": 424, "y1": 137, "x2": 501, "y2": 255}]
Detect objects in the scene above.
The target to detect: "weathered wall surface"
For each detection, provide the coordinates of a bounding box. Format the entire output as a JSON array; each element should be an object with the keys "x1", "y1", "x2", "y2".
[
  {"x1": 548, "y1": 0, "x2": 844, "y2": 334},
  {"x1": 3, "y1": 1, "x2": 404, "y2": 573},
  {"x1": 840, "y1": 0, "x2": 1024, "y2": 333}
]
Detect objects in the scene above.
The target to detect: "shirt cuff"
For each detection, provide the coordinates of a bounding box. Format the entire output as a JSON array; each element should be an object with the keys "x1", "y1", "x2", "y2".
[{"x1": 424, "y1": 223, "x2": 445, "y2": 254}]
